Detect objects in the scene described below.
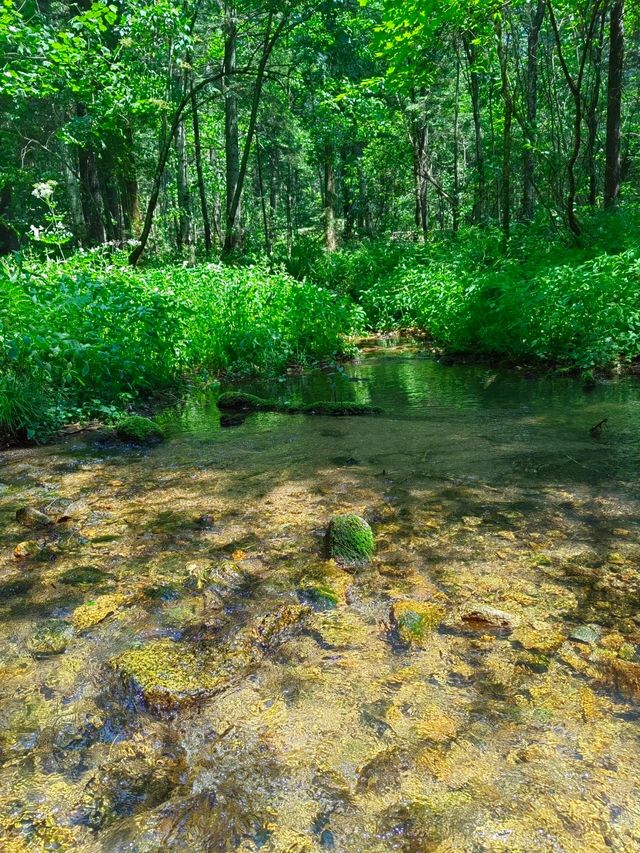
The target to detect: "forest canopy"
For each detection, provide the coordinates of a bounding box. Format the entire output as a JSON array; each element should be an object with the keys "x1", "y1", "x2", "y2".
[{"x1": 1, "y1": 0, "x2": 639, "y2": 441}]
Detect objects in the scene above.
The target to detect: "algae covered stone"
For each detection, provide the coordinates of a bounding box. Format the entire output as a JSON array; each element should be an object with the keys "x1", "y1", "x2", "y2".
[
  {"x1": 71, "y1": 593, "x2": 129, "y2": 632},
  {"x1": 326, "y1": 514, "x2": 375, "y2": 565},
  {"x1": 27, "y1": 619, "x2": 73, "y2": 658},
  {"x1": 390, "y1": 600, "x2": 445, "y2": 648},
  {"x1": 111, "y1": 638, "x2": 230, "y2": 713},
  {"x1": 115, "y1": 415, "x2": 164, "y2": 444}
]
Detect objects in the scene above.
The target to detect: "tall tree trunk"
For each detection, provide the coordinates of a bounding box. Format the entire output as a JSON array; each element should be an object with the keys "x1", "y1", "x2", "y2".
[
  {"x1": 191, "y1": 89, "x2": 211, "y2": 253},
  {"x1": 323, "y1": 144, "x2": 337, "y2": 252},
  {"x1": 496, "y1": 6, "x2": 513, "y2": 245},
  {"x1": 175, "y1": 109, "x2": 193, "y2": 253},
  {"x1": 61, "y1": 144, "x2": 86, "y2": 242},
  {"x1": 585, "y1": 10, "x2": 606, "y2": 205},
  {"x1": 255, "y1": 130, "x2": 271, "y2": 255},
  {"x1": 604, "y1": 0, "x2": 624, "y2": 207},
  {"x1": 222, "y1": 2, "x2": 242, "y2": 251},
  {"x1": 121, "y1": 125, "x2": 141, "y2": 237},
  {"x1": 522, "y1": 0, "x2": 545, "y2": 220},
  {"x1": 453, "y1": 44, "x2": 461, "y2": 232},
  {"x1": 463, "y1": 34, "x2": 486, "y2": 224}
]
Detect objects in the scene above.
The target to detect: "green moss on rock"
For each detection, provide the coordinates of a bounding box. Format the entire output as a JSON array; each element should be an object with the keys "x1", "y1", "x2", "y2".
[
  {"x1": 111, "y1": 638, "x2": 230, "y2": 714},
  {"x1": 115, "y1": 415, "x2": 164, "y2": 444},
  {"x1": 288, "y1": 401, "x2": 382, "y2": 416},
  {"x1": 216, "y1": 392, "x2": 277, "y2": 412},
  {"x1": 390, "y1": 600, "x2": 445, "y2": 647},
  {"x1": 217, "y1": 392, "x2": 383, "y2": 417},
  {"x1": 326, "y1": 514, "x2": 375, "y2": 565}
]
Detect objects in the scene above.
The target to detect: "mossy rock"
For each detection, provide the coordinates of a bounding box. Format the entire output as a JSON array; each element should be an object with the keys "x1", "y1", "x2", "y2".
[
  {"x1": 115, "y1": 415, "x2": 164, "y2": 444},
  {"x1": 216, "y1": 392, "x2": 277, "y2": 412},
  {"x1": 390, "y1": 600, "x2": 445, "y2": 648},
  {"x1": 27, "y1": 619, "x2": 73, "y2": 658},
  {"x1": 326, "y1": 514, "x2": 375, "y2": 565},
  {"x1": 110, "y1": 638, "x2": 231, "y2": 714}
]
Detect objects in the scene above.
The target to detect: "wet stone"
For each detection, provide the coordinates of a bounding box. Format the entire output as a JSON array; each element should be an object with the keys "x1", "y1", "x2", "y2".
[
  {"x1": 459, "y1": 603, "x2": 520, "y2": 631},
  {"x1": 570, "y1": 624, "x2": 602, "y2": 645},
  {"x1": 13, "y1": 540, "x2": 43, "y2": 560},
  {"x1": 15, "y1": 506, "x2": 52, "y2": 528}
]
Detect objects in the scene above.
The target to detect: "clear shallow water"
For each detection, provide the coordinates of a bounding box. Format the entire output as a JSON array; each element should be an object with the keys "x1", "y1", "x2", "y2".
[{"x1": 1, "y1": 340, "x2": 640, "y2": 851}]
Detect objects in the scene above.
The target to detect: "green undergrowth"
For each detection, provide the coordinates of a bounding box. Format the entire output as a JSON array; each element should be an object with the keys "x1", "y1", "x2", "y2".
[
  {"x1": 290, "y1": 207, "x2": 640, "y2": 372},
  {"x1": 0, "y1": 253, "x2": 363, "y2": 443}
]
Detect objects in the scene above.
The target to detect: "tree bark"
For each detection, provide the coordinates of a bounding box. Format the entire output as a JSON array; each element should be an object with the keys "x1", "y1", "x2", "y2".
[
  {"x1": 522, "y1": 0, "x2": 545, "y2": 220},
  {"x1": 175, "y1": 106, "x2": 193, "y2": 253},
  {"x1": 547, "y1": 0, "x2": 604, "y2": 237},
  {"x1": 604, "y1": 0, "x2": 624, "y2": 207},
  {"x1": 496, "y1": 6, "x2": 513, "y2": 245},
  {"x1": 222, "y1": 2, "x2": 242, "y2": 251},
  {"x1": 323, "y1": 143, "x2": 337, "y2": 252}
]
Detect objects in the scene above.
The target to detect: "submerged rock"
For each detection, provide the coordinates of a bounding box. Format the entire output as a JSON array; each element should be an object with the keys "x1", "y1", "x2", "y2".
[
  {"x1": 15, "y1": 506, "x2": 52, "y2": 528},
  {"x1": 60, "y1": 566, "x2": 108, "y2": 585},
  {"x1": 570, "y1": 624, "x2": 602, "y2": 645},
  {"x1": 82, "y1": 732, "x2": 185, "y2": 828},
  {"x1": 251, "y1": 603, "x2": 308, "y2": 651},
  {"x1": 13, "y1": 540, "x2": 43, "y2": 560},
  {"x1": 599, "y1": 656, "x2": 640, "y2": 700},
  {"x1": 110, "y1": 638, "x2": 231, "y2": 714},
  {"x1": 390, "y1": 600, "x2": 445, "y2": 648},
  {"x1": 326, "y1": 515, "x2": 375, "y2": 566},
  {"x1": 0, "y1": 575, "x2": 34, "y2": 598},
  {"x1": 297, "y1": 566, "x2": 352, "y2": 609},
  {"x1": 114, "y1": 415, "x2": 164, "y2": 444},
  {"x1": 27, "y1": 619, "x2": 73, "y2": 658}
]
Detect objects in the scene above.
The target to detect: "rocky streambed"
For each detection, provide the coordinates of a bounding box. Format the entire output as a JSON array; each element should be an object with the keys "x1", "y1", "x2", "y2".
[{"x1": 1, "y1": 342, "x2": 640, "y2": 851}]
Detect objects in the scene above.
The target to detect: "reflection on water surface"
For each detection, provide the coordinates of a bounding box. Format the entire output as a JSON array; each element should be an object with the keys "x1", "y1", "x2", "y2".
[{"x1": 1, "y1": 340, "x2": 640, "y2": 851}]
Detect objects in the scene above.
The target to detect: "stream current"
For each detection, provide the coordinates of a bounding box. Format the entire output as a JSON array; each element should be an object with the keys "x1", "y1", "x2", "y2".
[{"x1": 1, "y1": 339, "x2": 640, "y2": 851}]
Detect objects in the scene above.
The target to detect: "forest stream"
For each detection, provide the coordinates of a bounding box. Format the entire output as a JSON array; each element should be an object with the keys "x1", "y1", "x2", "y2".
[{"x1": 2, "y1": 338, "x2": 640, "y2": 852}]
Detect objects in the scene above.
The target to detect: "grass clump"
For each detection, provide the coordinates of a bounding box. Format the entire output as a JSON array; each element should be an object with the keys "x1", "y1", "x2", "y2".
[{"x1": 326, "y1": 514, "x2": 375, "y2": 565}]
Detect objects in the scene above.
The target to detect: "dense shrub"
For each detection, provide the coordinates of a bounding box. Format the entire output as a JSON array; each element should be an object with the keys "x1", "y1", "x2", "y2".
[
  {"x1": 296, "y1": 209, "x2": 640, "y2": 371},
  {"x1": 0, "y1": 255, "x2": 363, "y2": 441}
]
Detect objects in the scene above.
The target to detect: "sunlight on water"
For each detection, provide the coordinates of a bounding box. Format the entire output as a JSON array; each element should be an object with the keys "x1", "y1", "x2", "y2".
[{"x1": 1, "y1": 341, "x2": 640, "y2": 851}]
